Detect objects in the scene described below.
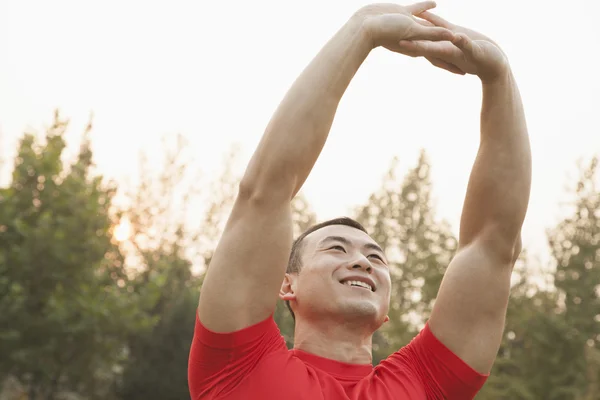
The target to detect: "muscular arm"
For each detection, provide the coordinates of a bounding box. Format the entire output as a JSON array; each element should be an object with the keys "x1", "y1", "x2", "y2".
[
  {"x1": 394, "y1": 14, "x2": 533, "y2": 375},
  {"x1": 429, "y1": 69, "x2": 532, "y2": 373},
  {"x1": 198, "y1": 15, "x2": 374, "y2": 333}
]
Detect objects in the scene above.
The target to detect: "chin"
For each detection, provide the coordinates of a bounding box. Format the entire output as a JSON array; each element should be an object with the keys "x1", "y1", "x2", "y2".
[{"x1": 339, "y1": 300, "x2": 382, "y2": 322}]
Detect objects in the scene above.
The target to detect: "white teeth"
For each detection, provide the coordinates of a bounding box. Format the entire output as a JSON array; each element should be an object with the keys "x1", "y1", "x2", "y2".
[{"x1": 343, "y1": 280, "x2": 373, "y2": 291}]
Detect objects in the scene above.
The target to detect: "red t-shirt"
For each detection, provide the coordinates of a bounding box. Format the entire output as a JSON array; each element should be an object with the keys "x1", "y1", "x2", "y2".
[{"x1": 188, "y1": 314, "x2": 487, "y2": 399}]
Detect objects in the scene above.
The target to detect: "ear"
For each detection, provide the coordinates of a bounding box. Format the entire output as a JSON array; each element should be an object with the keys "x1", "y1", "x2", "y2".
[
  {"x1": 279, "y1": 273, "x2": 297, "y2": 302},
  {"x1": 384, "y1": 315, "x2": 390, "y2": 323}
]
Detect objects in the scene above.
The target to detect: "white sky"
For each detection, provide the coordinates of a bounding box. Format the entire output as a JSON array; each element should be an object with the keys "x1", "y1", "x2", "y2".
[{"x1": 1, "y1": 0, "x2": 599, "y2": 268}]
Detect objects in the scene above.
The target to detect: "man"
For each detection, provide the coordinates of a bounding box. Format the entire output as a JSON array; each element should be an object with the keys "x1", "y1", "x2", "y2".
[{"x1": 189, "y1": 2, "x2": 531, "y2": 399}]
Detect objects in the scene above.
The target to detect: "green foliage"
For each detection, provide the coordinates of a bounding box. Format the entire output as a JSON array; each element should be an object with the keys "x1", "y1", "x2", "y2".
[
  {"x1": 476, "y1": 266, "x2": 579, "y2": 400},
  {"x1": 550, "y1": 157, "x2": 600, "y2": 338},
  {"x1": 354, "y1": 151, "x2": 456, "y2": 363},
  {"x1": 115, "y1": 135, "x2": 204, "y2": 400},
  {"x1": 116, "y1": 288, "x2": 197, "y2": 400},
  {"x1": 478, "y1": 156, "x2": 600, "y2": 399},
  {"x1": 547, "y1": 156, "x2": 600, "y2": 399},
  {"x1": 0, "y1": 112, "x2": 147, "y2": 399}
]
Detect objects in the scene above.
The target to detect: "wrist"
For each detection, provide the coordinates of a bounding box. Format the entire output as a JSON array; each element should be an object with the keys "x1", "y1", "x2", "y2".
[
  {"x1": 349, "y1": 9, "x2": 378, "y2": 50},
  {"x1": 481, "y1": 67, "x2": 512, "y2": 86},
  {"x1": 480, "y1": 46, "x2": 511, "y2": 85}
]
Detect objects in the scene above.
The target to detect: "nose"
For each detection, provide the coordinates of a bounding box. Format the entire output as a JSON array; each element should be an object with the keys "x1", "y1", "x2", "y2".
[{"x1": 350, "y1": 255, "x2": 372, "y2": 273}]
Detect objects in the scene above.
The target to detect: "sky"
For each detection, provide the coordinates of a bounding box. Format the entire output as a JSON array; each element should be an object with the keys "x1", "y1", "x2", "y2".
[{"x1": 1, "y1": 0, "x2": 599, "y2": 268}]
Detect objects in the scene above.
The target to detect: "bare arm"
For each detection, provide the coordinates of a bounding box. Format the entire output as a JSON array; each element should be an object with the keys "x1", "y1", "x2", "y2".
[
  {"x1": 395, "y1": 13, "x2": 532, "y2": 374},
  {"x1": 429, "y1": 69, "x2": 531, "y2": 374},
  {"x1": 198, "y1": 2, "x2": 454, "y2": 333}
]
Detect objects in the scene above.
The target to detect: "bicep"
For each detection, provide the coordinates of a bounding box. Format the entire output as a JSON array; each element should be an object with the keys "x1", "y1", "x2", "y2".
[
  {"x1": 198, "y1": 192, "x2": 293, "y2": 333},
  {"x1": 428, "y1": 234, "x2": 518, "y2": 374}
]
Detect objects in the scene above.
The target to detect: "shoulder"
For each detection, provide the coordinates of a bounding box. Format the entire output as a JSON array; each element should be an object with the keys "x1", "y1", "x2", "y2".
[
  {"x1": 375, "y1": 324, "x2": 488, "y2": 399},
  {"x1": 188, "y1": 313, "x2": 288, "y2": 398}
]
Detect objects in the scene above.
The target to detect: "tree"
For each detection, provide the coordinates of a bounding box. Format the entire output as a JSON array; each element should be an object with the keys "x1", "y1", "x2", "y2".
[
  {"x1": 0, "y1": 112, "x2": 145, "y2": 399},
  {"x1": 475, "y1": 255, "x2": 573, "y2": 400},
  {"x1": 354, "y1": 150, "x2": 457, "y2": 364},
  {"x1": 116, "y1": 135, "x2": 205, "y2": 400},
  {"x1": 478, "y1": 157, "x2": 600, "y2": 399},
  {"x1": 547, "y1": 156, "x2": 600, "y2": 399}
]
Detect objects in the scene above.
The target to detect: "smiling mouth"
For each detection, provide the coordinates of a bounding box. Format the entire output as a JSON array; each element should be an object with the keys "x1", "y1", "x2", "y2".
[{"x1": 340, "y1": 280, "x2": 374, "y2": 292}]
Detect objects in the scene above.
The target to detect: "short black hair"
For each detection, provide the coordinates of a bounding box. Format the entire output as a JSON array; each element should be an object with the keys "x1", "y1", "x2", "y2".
[{"x1": 285, "y1": 217, "x2": 368, "y2": 320}]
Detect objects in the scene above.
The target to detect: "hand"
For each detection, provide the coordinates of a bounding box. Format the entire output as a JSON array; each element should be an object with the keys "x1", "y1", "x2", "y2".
[
  {"x1": 355, "y1": 2, "x2": 456, "y2": 52},
  {"x1": 396, "y1": 11, "x2": 509, "y2": 83}
]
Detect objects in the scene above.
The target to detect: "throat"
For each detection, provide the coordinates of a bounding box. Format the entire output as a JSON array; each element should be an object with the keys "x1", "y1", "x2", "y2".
[{"x1": 292, "y1": 315, "x2": 375, "y2": 365}]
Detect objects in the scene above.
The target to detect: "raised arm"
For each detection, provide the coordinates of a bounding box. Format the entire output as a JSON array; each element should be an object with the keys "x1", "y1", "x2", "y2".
[
  {"x1": 198, "y1": 3, "x2": 455, "y2": 333},
  {"x1": 394, "y1": 13, "x2": 532, "y2": 374}
]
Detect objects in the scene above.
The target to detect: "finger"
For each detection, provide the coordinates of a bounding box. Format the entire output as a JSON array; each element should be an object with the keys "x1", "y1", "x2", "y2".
[
  {"x1": 394, "y1": 41, "x2": 420, "y2": 57},
  {"x1": 417, "y1": 10, "x2": 453, "y2": 29},
  {"x1": 397, "y1": 40, "x2": 463, "y2": 62},
  {"x1": 397, "y1": 40, "x2": 442, "y2": 57},
  {"x1": 406, "y1": 1, "x2": 437, "y2": 15},
  {"x1": 394, "y1": 43, "x2": 465, "y2": 75},
  {"x1": 414, "y1": 17, "x2": 435, "y2": 27},
  {"x1": 427, "y1": 57, "x2": 466, "y2": 75},
  {"x1": 394, "y1": 48, "x2": 418, "y2": 58},
  {"x1": 406, "y1": 24, "x2": 455, "y2": 42},
  {"x1": 452, "y1": 33, "x2": 479, "y2": 59}
]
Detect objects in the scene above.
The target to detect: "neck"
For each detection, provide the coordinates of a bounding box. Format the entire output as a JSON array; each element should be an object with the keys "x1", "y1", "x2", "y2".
[{"x1": 292, "y1": 316, "x2": 373, "y2": 365}]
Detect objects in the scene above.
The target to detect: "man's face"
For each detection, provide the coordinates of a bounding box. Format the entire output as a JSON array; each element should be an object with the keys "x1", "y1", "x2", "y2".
[{"x1": 286, "y1": 224, "x2": 391, "y2": 327}]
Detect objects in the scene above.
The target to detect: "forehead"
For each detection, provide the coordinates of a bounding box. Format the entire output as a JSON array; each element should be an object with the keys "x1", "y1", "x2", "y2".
[{"x1": 304, "y1": 224, "x2": 379, "y2": 249}]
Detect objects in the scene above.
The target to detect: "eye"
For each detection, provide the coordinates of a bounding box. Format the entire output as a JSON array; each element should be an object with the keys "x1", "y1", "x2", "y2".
[
  {"x1": 368, "y1": 254, "x2": 384, "y2": 262},
  {"x1": 329, "y1": 245, "x2": 346, "y2": 253}
]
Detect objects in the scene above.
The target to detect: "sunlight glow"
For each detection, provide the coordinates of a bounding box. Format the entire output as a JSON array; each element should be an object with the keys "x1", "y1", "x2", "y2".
[{"x1": 114, "y1": 218, "x2": 132, "y2": 242}]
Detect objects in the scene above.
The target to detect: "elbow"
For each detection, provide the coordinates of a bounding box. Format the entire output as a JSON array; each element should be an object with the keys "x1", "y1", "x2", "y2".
[
  {"x1": 511, "y1": 234, "x2": 523, "y2": 265},
  {"x1": 238, "y1": 173, "x2": 297, "y2": 207},
  {"x1": 237, "y1": 178, "x2": 271, "y2": 207},
  {"x1": 474, "y1": 223, "x2": 523, "y2": 267}
]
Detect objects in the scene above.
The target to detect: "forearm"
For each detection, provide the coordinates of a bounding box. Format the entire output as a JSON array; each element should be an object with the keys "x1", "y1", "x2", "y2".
[
  {"x1": 240, "y1": 15, "x2": 372, "y2": 201},
  {"x1": 459, "y1": 71, "x2": 532, "y2": 255}
]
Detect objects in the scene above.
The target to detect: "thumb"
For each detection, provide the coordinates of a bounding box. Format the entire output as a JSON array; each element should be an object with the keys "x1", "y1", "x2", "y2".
[{"x1": 406, "y1": 1, "x2": 437, "y2": 16}]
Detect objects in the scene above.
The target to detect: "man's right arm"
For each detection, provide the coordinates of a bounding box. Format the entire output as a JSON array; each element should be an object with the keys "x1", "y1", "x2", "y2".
[{"x1": 198, "y1": 2, "x2": 454, "y2": 333}]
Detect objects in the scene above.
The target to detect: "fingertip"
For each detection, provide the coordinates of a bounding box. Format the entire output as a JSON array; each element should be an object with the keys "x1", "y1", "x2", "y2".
[
  {"x1": 419, "y1": 1, "x2": 437, "y2": 13},
  {"x1": 452, "y1": 33, "x2": 465, "y2": 47},
  {"x1": 433, "y1": 27, "x2": 455, "y2": 42},
  {"x1": 445, "y1": 29, "x2": 457, "y2": 41},
  {"x1": 397, "y1": 40, "x2": 418, "y2": 53}
]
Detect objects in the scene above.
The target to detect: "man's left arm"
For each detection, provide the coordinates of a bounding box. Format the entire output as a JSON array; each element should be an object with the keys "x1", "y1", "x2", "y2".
[
  {"x1": 432, "y1": 73, "x2": 530, "y2": 376},
  {"x1": 432, "y1": 63, "x2": 531, "y2": 376},
  {"x1": 395, "y1": 18, "x2": 532, "y2": 374}
]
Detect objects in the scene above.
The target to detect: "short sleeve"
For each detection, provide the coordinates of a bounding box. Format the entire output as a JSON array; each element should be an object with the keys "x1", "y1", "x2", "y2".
[
  {"x1": 187, "y1": 312, "x2": 287, "y2": 400},
  {"x1": 379, "y1": 323, "x2": 488, "y2": 399}
]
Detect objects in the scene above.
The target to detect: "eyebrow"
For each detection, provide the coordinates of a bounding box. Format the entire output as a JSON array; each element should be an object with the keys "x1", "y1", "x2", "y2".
[{"x1": 318, "y1": 236, "x2": 385, "y2": 256}]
